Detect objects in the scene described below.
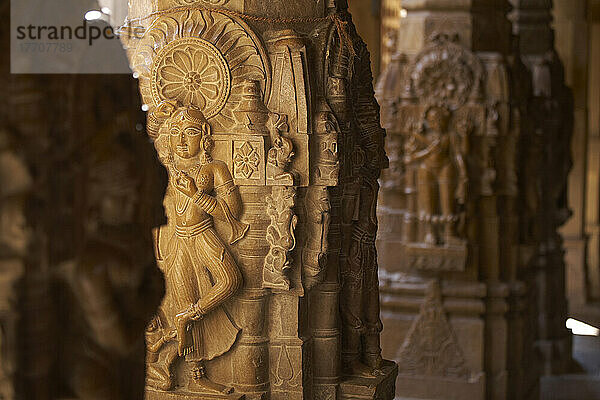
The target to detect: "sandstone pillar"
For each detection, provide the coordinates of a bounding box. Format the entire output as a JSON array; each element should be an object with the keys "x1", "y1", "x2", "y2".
[
  {"x1": 509, "y1": 0, "x2": 574, "y2": 376},
  {"x1": 554, "y1": 0, "x2": 600, "y2": 328},
  {"x1": 376, "y1": 1, "x2": 538, "y2": 399},
  {"x1": 120, "y1": 1, "x2": 397, "y2": 399}
]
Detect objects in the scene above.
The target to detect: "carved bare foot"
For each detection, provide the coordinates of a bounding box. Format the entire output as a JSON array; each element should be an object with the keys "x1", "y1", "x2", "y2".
[
  {"x1": 188, "y1": 366, "x2": 233, "y2": 394},
  {"x1": 188, "y1": 377, "x2": 234, "y2": 394},
  {"x1": 344, "y1": 359, "x2": 379, "y2": 377},
  {"x1": 445, "y1": 235, "x2": 463, "y2": 246},
  {"x1": 364, "y1": 352, "x2": 385, "y2": 376}
]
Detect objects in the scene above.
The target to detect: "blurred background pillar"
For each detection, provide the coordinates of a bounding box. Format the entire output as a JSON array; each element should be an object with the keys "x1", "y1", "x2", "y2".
[
  {"x1": 376, "y1": 0, "x2": 545, "y2": 399},
  {"x1": 554, "y1": 0, "x2": 600, "y2": 331}
]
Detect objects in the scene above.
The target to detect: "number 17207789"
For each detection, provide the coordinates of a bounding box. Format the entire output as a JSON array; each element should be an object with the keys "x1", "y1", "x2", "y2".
[{"x1": 19, "y1": 42, "x2": 73, "y2": 53}]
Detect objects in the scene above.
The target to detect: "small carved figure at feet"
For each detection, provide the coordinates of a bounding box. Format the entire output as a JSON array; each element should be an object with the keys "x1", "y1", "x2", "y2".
[
  {"x1": 147, "y1": 364, "x2": 174, "y2": 391},
  {"x1": 146, "y1": 316, "x2": 178, "y2": 391}
]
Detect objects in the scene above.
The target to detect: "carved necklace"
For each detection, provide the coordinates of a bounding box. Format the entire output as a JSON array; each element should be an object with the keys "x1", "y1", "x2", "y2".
[
  {"x1": 167, "y1": 151, "x2": 212, "y2": 177},
  {"x1": 175, "y1": 188, "x2": 192, "y2": 215},
  {"x1": 167, "y1": 151, "x2": 212, "y2": 216}
]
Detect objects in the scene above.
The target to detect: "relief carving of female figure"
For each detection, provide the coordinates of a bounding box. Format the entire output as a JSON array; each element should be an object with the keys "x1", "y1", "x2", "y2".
[{"x1": 149, "y1": 102, "x2": 248, "y2": 394}]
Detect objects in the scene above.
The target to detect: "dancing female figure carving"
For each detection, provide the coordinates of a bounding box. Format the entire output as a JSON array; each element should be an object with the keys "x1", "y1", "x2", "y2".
[{"x1": 149, "y1": 102, "x2": 248, "y2": 394}]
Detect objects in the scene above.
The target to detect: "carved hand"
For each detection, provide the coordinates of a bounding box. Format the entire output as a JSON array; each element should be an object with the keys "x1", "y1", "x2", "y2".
[
  {"x1": 167, "y1": 329, "x2": 177, "y2": 340},
  {"x1": 174, "y1": 307, "x2": 196, "y2": 356},
  {"x1": 455, "y1": 176, "x2": 468, "y2": 203},
  {"x1": 174, "y1": 172, "x2": 198, "y2": 198}
]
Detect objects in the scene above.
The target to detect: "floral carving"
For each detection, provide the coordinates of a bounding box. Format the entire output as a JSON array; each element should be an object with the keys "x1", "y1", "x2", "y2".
[
  {"x1": 263, "y1": 186, "x2": 298, "y2": 290},
  {"x1": 153, "y1": 38, "x2": 230, "y2": 119},
  {"x1": 410, "y1": 33, "x2": 483, "y2": 110},
  {"x1": 131, "y1": 9, "x2": 270, "y2": 131},
  {"x1": 234, "y1": 141, "x2": 260, "y2": 179}
]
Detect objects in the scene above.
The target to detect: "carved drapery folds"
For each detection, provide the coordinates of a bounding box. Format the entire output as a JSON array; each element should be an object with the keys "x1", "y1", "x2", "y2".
[{"x1": 123, "y1": 2, "x2": 396, "y2": 399}]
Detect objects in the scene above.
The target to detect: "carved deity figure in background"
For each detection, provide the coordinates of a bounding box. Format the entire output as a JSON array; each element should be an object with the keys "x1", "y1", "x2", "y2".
[
  {"x1": 403, "y1": 106, "x2": 467, "y2": 245},
  {"x1": 150, "y1": 103, "x2": 247, "y2": 394}
]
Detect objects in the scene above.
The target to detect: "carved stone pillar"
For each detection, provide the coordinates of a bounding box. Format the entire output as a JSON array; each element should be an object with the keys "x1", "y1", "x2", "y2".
[
  {"x1": 509, "y1": 0, "x2": 574, "y2": 377},
  {"x1": 121, "y1": 1, "x2": 397, "y2": 399},
  {"x1": 376, "y1": 1, "x2": 536, "y2": 399}
]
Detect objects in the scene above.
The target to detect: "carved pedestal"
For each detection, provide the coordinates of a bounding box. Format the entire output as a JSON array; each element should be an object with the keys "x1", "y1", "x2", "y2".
[
  {"x1": 339, "y1": 361, "x2": 398, "y2": 400},
  {"x1": 146, "y1": 388, "x2": 245, "y2": 400},
  {"x1": 121, "y1": 1, "x2": 395, "y2": 399}
]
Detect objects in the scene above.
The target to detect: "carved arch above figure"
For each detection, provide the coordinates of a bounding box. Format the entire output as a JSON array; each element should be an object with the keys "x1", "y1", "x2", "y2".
[
  {"x1": 132, "y1": 8, "x2": 271, "y2": 133},
  {"x1": 172, "y1": 0, "x2": 230, "y2": 5},
  {"x1": 410, "y1": 33, "x2": 484, "y2": 110}
]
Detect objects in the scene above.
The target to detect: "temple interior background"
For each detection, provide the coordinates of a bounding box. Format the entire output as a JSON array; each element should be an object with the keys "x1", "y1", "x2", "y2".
[{"x1": 1, "y1": 0, "x2": 600, "y2": 399}]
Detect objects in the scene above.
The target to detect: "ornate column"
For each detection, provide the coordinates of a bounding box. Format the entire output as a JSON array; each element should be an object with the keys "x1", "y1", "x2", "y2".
[
  {"x1": 120, "y1": 0, "x2": 397, "y2": 399},
  {"x1": 376, "y1": 1, "x2": 537, "y2": 399},
  {"x1": 509, "y1": 0, "x2": 574, "y2": 376}
]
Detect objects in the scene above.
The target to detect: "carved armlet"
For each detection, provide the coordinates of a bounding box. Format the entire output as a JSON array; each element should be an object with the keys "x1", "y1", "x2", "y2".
[
  {"x1": 192, "y1": 190, "x2": 218, "y2": 214},
  {"x1": 215, "y1": 179, "x2": 237, "y2": 196}
]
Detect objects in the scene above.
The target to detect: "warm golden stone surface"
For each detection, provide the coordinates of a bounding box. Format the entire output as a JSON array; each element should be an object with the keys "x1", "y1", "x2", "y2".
[{"x1": 122, "y1": 0, "x2": 396, "y2": 399}]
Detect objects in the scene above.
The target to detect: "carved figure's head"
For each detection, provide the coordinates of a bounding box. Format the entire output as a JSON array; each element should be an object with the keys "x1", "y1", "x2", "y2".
[
  {"x1": 166, "y1": 106, "x2": 213, "y2": 160},
  {"x1": 148, "y1": 100, "x2": 215, "y2": 161},
  {"x1": 425, "y1": 105, "x2": 451, "y2": 133}
]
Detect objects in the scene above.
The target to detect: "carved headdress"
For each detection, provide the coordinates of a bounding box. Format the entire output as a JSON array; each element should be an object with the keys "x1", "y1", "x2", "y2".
[
  {"x1": 147, "y1": 100, "x2": 210, "y2": 138},
  {"x1": 168, "y1": 106, "x2": 210, "y2": 129},
  {"x1": 148, "y1": 100, "x2": 214, "y2": 168}
]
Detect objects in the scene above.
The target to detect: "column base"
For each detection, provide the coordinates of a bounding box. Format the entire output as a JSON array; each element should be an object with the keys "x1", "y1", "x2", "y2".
[
  {"x1": 146, "y1": 388, "x2": 245, "y2": 400},
  {"x1": 339, "y1": 360, "x2": 398, "y2": 400},
  {"x1": 395, "y1": 373, "x2": 486, "y2": 400}
]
